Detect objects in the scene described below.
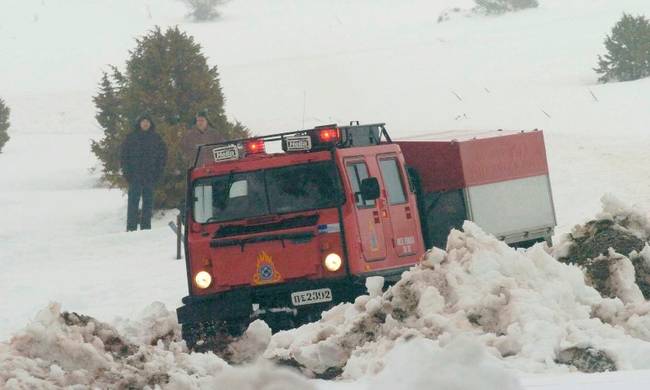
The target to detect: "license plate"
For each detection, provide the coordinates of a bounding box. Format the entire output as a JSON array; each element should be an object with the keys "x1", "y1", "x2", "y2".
[
  {"x1": 291, "y1": 288, "x2": 332, "y2": 306},
  {"x1": 285, "y1": 136, "x2": 312, "y2": 151}
]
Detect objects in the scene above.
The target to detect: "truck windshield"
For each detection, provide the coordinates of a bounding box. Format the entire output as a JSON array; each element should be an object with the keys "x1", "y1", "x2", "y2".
[{"x1": 192, "y1": 161, "x2": 343, "y2": 223}]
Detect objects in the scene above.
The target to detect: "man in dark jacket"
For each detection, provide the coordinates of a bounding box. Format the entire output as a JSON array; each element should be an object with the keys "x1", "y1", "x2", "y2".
[
  {"x1": 120, "y1": 115, "x2": 167, "y2": 231},
  {"x1": 180, "y1": 110, "x2": 225, "y2": 168}
]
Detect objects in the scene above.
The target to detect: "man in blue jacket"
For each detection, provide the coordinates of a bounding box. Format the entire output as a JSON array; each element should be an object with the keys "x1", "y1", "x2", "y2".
[{"x1": 120, "y1": 115, "x2": 167, "y2": 231}]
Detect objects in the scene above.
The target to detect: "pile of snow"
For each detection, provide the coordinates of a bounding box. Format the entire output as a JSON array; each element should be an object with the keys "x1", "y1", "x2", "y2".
[
  {"x1": 556, "y1": 195, "x2": 650, "y2": 300},
  {"x1": 6, "y1": 209, "x2": 650, "y2": 387},
  {"x1": 0, "y1": 303, "x2": 307, "y2": 389},
  {"x1": 364, "y1": 337, "x2": 522, "y2": 390},
  {"x1": 266, "y1": 221, "x2": 650, "y2": 378},
  {"x1": 0, "y1": 301, "x2": 520, "y2": 390}
]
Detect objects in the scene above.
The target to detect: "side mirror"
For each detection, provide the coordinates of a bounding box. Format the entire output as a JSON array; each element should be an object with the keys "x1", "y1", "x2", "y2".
[{"x1": 360, "y1": 177, "x2": 380, "y2": 201}]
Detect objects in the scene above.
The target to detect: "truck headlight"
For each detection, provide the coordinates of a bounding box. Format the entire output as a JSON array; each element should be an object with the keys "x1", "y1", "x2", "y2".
[
  {"x1": 194, "y1": 271, "x2": 212, "y2": 289},
  {"x1": 324, "y1": 253, "x2": 342, "y2": 272}
]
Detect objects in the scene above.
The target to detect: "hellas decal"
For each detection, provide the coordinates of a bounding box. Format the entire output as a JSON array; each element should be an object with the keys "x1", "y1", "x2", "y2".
[{"x1": 253, "y1": 251, "x2": 283, "y2": 285}]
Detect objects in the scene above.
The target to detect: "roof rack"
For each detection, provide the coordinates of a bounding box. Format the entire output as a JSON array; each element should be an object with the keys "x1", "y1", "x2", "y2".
[{"x1": 193, "y1": 122, "x2": 391, "y2": 168}]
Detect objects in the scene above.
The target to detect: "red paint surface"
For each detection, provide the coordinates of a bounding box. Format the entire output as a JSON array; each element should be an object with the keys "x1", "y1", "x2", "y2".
[
  {"x1": 191, "y1": 150, "x2": 332, "y2": 180},
  {"x1": 397, "y1": 130, "x2": 549, "y2": 193},
  {"x1": 190, "y1": 208, "x2": 346, "y2": 296},
  {"x1": 336, "y1": 144, "x2": 425, "y2": 275}
]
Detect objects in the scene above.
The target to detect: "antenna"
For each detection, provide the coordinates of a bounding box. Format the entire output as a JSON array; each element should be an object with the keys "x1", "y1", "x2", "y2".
[{"x1": 302, "y1": 90, "x2": 307, "y2": 128}]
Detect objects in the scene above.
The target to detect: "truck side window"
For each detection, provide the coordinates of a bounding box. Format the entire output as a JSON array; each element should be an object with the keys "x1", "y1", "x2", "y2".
[
  {"x1": 379, "y1": 158, "x2": 407, "y2": 205},
  {"x1": 346, "y1": 162, "x2": 376, "y2": 208}
]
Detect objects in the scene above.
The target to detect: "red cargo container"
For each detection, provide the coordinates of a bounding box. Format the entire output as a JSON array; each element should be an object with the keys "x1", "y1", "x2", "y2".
[{"x1": 397, "y1": 130, "x2": 556, "y2": 248}]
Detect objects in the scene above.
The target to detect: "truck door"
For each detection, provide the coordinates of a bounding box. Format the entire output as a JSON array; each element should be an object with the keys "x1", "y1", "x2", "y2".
[
  {"x1": 345, "y1": 159, "x2": 387, "y2": 261},
  {"x1": 377, "y1": 155, "x2": 420, "y2": 257}
]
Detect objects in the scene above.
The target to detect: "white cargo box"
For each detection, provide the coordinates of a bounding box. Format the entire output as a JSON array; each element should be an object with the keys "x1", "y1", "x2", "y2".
[{"x1": 397, "y1": 130, "x2": 556, "y2": 247}]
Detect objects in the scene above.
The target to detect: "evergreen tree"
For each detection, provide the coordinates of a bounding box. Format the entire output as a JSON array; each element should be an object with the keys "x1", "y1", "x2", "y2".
[
  {"x1": 183, "y1": 0, "x2": 225, "y2": 22},
  {"x1": 0, "y1": 98, "x2": 9, "y2": 153},
  {"x1": 92, "y1": 26, "x2": 250, "y2": 209},
  {"x1": 474, "y1": 0, "x2": 538, "y2": 15},
  {"x1": 92, "y1": 72, "x2": 124, "y2": 183},
  {"x1": 595, "y1": 14, "x2": 650, "y2": 83}
]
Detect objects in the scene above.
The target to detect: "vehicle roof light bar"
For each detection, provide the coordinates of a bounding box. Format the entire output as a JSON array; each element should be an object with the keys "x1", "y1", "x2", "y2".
[{"x1": 193, "y1": 122, "x2": 390, "y2": 168}]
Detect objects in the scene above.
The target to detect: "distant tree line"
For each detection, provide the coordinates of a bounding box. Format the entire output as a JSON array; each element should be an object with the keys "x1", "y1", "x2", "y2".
[
  {"x1": 438, "y1": 0, "x2": 538, "y2": 22},
  {"x1": 474, "y1": 0, "x2": 539, "y2": 15},
  {"x1": 182, "y1": 0, "x2": 226, "y2": 22}
]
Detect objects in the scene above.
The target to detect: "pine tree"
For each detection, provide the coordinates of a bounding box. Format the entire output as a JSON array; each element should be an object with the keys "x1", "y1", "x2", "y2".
[
  {"x1": 0, "y1": 98, "x2": 10, "y2": 153},
  {"x1": 474, "y1": 0, "x2": 538, "y2": 15},
  {"x1": 183, "y1": 0, "x2": 225, "y2": 22},
  {"x1": 595, "y1": 14, "x2": 650, "y2": 83},
  {"x1": 92, "y1": 26, "x2": 250, "y2": 209},
  {"x1": 91, "y1": 72, "x2": 124, "y2": 183}
]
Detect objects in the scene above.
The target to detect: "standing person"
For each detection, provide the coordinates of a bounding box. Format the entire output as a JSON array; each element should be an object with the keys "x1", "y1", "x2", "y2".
[
  {"x1": 180, "y1": 110, "x2": 226, "y2": 168},
  {"x1": 120, "y1": 115, "x2": 167, "y2": 231},
  {"x1": 177, "y1": 110, "x2": 226, "y2": 222}
]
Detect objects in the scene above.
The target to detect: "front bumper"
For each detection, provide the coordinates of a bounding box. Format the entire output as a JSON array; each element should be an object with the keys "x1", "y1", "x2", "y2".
[
  {"x1": 177, "y1": 276, "x2": 364, "y2": 325},
  {"x1": 177, "y1": 266, "x2": 412, "y2": 325}
]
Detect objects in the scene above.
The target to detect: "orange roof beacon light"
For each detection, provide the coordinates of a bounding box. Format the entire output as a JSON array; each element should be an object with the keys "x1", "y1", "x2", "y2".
[
  {"x1": 316, "y1": 127, "x2": 341, "y2": 144},
  {"x1": 244, "y1": 139, "x2": 265, "y2": 155}
]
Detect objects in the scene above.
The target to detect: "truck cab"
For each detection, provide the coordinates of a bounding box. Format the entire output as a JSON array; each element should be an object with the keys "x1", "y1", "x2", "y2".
[{"x1": 177, "y1": 123, "x2": 425, "y2": 349}]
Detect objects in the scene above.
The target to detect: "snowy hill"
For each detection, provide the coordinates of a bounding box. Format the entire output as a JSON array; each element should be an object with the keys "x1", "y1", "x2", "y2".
[{"x1": 2, "y1": 0, "x2": 650, "y2": 388}]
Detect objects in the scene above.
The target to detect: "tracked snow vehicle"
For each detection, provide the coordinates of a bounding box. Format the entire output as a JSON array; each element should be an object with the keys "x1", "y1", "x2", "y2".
[{"x1": 176, "y1": 123, "x2": 556, "y2": 350}]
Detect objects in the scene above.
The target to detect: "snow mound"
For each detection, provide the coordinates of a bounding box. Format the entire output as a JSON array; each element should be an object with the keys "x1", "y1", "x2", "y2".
[
  {"x1": 265, "y1": 221, "x2": 650, "y2": 378},
  {"x1": 0, "y1": 303, "x2": 309, "y2": 389},
  {"x1": 557, "y1": 194, "x2": 650, "y2": 299},
  {"x1": 113, "y1": 301, "x2": 182, "y2": 347},
  {"x1": 368, "y1": 337, "x2": 522, "y2": 390},
  {"x1": 6, "y1": 201, "x2": 650, "y2": 387}
]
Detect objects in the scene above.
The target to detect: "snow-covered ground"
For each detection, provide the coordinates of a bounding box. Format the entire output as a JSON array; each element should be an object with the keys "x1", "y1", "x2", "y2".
[{"x1": 2, "y1": 0, "x2": 650, "y2": 388}]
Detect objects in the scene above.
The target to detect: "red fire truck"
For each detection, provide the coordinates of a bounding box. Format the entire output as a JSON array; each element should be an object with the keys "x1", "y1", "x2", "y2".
[{"x1": 176, "y1": 123, "x2": 556, "y2": 350}]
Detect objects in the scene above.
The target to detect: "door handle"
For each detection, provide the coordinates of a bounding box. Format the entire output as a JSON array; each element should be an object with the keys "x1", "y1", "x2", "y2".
[{"x1": 376, "y1": 198, "x2": 388, "y2": 219}]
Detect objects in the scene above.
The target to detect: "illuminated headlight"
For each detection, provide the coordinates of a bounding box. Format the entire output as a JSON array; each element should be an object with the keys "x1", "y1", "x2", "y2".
[
  {"x1": 194, "y1": 271, "x2": 212, "y2": 289},
  {"x1": 324, "y1": 253, "x2": 342, "y2": 272}
]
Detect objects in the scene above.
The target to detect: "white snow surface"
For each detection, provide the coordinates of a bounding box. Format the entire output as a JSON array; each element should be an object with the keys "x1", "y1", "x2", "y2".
[
  {"x1": 3, "y1": 0, "x2": 650, "y2": 388},
  {"x1": 265, "y1": 222, "x2": 650, "y2": 377}
]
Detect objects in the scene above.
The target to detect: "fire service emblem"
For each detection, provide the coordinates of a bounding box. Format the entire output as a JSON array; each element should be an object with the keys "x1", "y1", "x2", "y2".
[{"x1": 253, "y1": 251, "x2": 283, "y2": 285}]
